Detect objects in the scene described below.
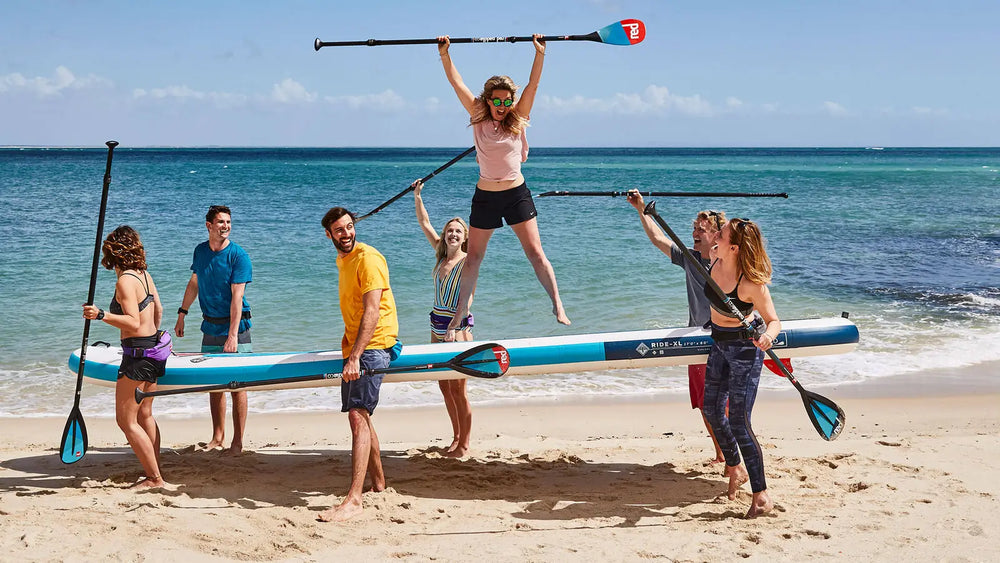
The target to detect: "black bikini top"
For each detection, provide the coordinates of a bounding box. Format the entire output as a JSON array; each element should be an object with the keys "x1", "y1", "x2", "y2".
[
  {"x1": 110, "y1": 271, "x2": 154, "y2": 315},
  {"x1": 704, "y1": 263, "x2": 754, "y2": 318}
]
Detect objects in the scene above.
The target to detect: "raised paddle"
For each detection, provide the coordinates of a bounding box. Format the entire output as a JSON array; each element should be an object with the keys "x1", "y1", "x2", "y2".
[
  {"x1": 643, "y1": 201, "x2": 846, "y2": 441},
  {"x1": 356, "y1": 146, "x2": 475, "y2": 222},
  {"x1": 537, "y1": 190, "x2": 789, "y2": 198},
  {"x1": 135, "y1": 342, "x2": 510, "y2": 403},
  {"x1": 60, "y1": 140, "x2": 119, "y2": 464},
  {"x1": 315, "y1": 19, "x2": 645, "y2": 50}
]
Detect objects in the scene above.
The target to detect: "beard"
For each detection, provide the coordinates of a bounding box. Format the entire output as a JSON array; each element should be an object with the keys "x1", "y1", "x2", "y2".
[{"x1": 333, "y1": 235, "x2": 355, "y2": 254}]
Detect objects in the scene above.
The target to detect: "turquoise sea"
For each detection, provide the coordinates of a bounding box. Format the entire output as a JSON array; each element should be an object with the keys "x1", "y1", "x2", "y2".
[{"x1": 1, "y1": 147, "x2": 998, "y2": 418}]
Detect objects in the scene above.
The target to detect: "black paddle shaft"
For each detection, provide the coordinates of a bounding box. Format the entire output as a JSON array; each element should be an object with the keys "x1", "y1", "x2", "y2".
[
  {"x1": 537, "y1": 190, "x2": 789, "y2": 198},
  {"x1": 315, "y1": 33, "x2": 599, "y2": 50},
  {"x1": 73, "y1": 140, "x2": 119, "y2": 403},
  {"x1": 356, "y1": 146, "x2": 475, "y2": 222},
  {"x1": 643, "y1": 201, "x2": 799, "y2": 383}
]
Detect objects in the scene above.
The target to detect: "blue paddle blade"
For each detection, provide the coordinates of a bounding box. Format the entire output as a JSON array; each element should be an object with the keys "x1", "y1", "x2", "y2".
[
  {"x1": 60, "y1": 408, "x2": 88, "y2": 464},
  {"x1": 596, "y1": 19, "x2": 646, "y2": 45},
  {"x1": 804, "y1": 391, "x2": 846, "y2": 441},
  {"x1": 450, "y1": 343, "x2": 510, "y2": 378}
]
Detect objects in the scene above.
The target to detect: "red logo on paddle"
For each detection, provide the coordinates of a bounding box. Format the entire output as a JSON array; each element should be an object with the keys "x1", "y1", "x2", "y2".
[
  {"x1": 621, "y1": 19, "x2": 645, "y2": 44},
  {"x1": 493, "y1": 347, "x2": 510, "y2": 373}
]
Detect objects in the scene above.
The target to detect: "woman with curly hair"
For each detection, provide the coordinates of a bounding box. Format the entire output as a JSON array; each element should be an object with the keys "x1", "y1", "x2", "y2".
[
  {"x1": 82, "y1": 225, "x2": 170, "y2": 489},
  {"x1": 436, "y1": 33, "x2": 570, "y2": 341},
  {"x1": 702, "y1": 218, "x2": 782, "y2": 518}
]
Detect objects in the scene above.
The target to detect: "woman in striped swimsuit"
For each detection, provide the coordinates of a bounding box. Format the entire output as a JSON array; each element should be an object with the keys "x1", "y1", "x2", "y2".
[{"x1": 414, "y1": 179, "x2": 475, "y2": 457}]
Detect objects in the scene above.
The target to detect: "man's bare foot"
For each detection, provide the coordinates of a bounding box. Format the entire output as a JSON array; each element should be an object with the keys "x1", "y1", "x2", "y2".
[
  {"x1": 554, "y1": 304, "x2": 571, "y2": 325},
  {"x1": 745, "y1": 491, "x2": 774, "y2": 518},
  {"x1": 443, "y1": 446, "x2": 468, "y2": 458},
  {"x1": 709, "y1": 455, "x2": 726, "y2": 464},
  {"x1": 317, "y1": 498, "x2": 363, "y2": 522},
  {"x1": 725, "y1": 464, "x2": 749, "y2": 500}
]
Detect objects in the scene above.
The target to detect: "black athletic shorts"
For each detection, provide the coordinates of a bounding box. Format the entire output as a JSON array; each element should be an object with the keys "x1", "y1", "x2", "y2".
[
  {"x1": 118, "y1": 335, "x2": 166, "y2": 383},
  {"x1": 469, "y1": 182, "x2": 537, "y2": 229}
]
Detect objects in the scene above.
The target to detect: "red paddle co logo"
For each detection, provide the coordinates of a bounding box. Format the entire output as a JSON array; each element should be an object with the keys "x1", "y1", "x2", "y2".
[
  {"x1": 622, "y1": 19, "x2": 645, "y2": 44},
  {"x1": 493, "y1": 347, "x2": 510, "y2": 373}
]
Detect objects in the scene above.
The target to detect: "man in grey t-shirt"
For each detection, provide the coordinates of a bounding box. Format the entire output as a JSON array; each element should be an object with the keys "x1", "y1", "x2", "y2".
[{"x1": 628, "y1": 190, "x2": 726, "y2": 463}]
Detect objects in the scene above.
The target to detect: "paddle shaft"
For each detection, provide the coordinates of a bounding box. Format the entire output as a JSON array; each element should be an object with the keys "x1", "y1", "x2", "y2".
[
  {"x1": 316, "y1": 33, "x2": 601, "y2": 49},
  {"x1": 135, "y1": 345, "x2": 506, "y2": 402},
  {"x1": 73, "y1": 141, "x2": 119, "y2": 404},
  {"x1": 643, "y1": 202, "x2": 801, "y2": 385},
  {"x1": 357, "y1": 146, "x2": 474, "y2": 221},
  {"x1": 538, "y1": 190, "x2": 788, "y2": 198}
]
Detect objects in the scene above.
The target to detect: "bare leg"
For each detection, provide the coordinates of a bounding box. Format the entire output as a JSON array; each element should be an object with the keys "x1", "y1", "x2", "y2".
[
  {"x1": 366, "y1": 415, "x2": 385, "y2": 492},
  {"x1": 318, "y1": 408, "x2": 374, "y2": 522},
  {"x1": 438, "y1": 379, "x2": 461, "y2": 451},
  {"x1": 116, "y1": 379, "x2": 165, "y2": 488},
  {"x1": 136, "y1": 391, "x2": 162, "y2": 469},
  {"x1": 228, "y1": 390, "x2": 248, "y2": 454},
  {"x1": 445, "y1": 227, "x2": 492, "y2": 341},
  {"x1": 443, "y1": 330, "x2": 473, "y2": 458},
  {"x1": 746, "y1": 490, "x2": 774, "y2": 518},
  {"x1": 206, "y1": 392, "x2": 226, "y2": 450},
  {"x1": 510, "y1": 218, "x2": 570, "y2": 325}
]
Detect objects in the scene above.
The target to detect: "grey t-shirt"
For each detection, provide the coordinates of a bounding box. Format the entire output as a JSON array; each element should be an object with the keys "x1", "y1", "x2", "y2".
[{"x1": 670, "y1": 245, "x2": 711, "y2": 328}]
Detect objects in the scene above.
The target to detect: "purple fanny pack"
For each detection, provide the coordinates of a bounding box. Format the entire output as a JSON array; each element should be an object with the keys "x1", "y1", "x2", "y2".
[{"x1": 122, "y1": 330, "x2": 173, "y2": 362}]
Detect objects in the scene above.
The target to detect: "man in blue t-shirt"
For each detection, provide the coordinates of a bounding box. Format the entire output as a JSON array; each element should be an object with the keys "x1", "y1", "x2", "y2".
[
  {"x1": 628, "y1": 190, "x2": 727, "y2": 464},
  {"x1": 175, "y1": 205, "x2": 253, "y2": 454}
]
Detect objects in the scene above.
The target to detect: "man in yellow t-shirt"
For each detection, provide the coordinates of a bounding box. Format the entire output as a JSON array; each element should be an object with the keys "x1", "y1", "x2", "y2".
[{"x1": 317, "y1": 207, "x2": 398, "y2": 523}]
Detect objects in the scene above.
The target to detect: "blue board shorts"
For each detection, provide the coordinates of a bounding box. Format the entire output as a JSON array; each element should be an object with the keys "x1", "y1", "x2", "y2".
[{"x1": 341, "y1": 348, "x2": 391, "y2": 415}]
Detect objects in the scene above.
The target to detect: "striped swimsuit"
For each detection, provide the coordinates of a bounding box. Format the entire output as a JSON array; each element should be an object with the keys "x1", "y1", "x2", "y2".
[{"x1": 430, "y1": 257, "x2": 473, "y2": 338}]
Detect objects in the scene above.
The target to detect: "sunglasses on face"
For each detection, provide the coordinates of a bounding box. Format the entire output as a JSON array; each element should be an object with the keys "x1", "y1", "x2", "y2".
[{"x1": 491, "y1": 97, "x2": 514, "y2": 107}]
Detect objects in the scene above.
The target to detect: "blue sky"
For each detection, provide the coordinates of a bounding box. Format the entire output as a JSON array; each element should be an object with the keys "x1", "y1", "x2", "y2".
[{"x1": 2, "y1": 0, "x2": 998, "y2": 147}]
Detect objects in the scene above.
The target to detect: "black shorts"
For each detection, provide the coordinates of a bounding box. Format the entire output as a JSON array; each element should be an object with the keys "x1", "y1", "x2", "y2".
[{"x1": 469, "y1": 182, "x2": 537, "y2": 229}]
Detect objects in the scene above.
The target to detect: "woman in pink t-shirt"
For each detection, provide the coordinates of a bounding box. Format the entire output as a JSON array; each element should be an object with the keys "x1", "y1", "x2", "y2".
[{"x1": 436, "y1": 34, "x2": 571, "y2": 339}]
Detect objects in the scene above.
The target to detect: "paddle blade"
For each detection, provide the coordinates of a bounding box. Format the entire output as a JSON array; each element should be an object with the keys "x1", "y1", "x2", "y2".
[
  {"x1": 597, "y1": 19, "x2": 646, "y2": 45},
  {"x1": 59, "y1": 407, "x2": 88, "y2": 464},
  {"x1": 764, "y1": 358, "x2": 793, "y2": 377},
  {"x1": 801, "y1": 390, "x2": 846, "y2": 441},
  {"x1": 449, "y1": 343, "x2": 510, "y2": 378}
]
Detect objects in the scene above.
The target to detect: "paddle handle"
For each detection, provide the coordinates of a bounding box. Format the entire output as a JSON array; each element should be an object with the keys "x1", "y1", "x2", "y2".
[{"x1": 316, "y1": 34, "x2": 598, "y2": 50}]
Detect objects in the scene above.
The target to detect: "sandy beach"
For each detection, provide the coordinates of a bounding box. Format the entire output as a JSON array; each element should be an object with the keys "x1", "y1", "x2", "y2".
[{"x1": 2, "y1": 363, "x2": 999, "y2": 562}]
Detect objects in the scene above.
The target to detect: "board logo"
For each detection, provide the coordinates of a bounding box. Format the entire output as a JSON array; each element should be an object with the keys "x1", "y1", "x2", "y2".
[
  {"x1": 621, "y1": 19, "x2": 645, "y2": 44},
  {"x1": 494, "y1": 347, "x2": 510, "y2": 372},
  {"x1": 635, "y1": 342, "x2": 651, "y2": 356}
]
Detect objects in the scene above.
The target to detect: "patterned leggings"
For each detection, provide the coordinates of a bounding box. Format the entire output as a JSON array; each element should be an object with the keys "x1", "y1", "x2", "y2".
[{"x1": 703, "y1": 330, "x2": 767, "y2": 493}]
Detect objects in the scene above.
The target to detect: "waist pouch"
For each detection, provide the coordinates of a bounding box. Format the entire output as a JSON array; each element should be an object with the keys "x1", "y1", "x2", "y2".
[
  {"x1": 122, "y1": 330, "x2": 173, "y2": 361},
  {"x1": 203, "y1": 310, "x2": 252, "y2": 324}
]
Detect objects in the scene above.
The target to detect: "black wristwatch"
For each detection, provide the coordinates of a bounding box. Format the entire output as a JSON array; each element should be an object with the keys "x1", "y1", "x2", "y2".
[
  {"x1": 177, "y1": 307, "x2": 189, "y2": 315},
  {"x1": 96, "y1": 309, "x2": 105, "y2": 320}
]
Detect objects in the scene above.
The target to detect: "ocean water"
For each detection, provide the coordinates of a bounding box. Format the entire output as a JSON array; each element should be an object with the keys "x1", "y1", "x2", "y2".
[{"x1": 1, "y1": 147, "x2": 998, "y2": 418}]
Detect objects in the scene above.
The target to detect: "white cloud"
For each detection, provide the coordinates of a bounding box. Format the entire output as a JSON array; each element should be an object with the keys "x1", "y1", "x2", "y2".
[
  {"x1": 543, "y1": 85, "x2": 714, "y2": 116},
  {"x1": 323, "y1": 89, "x2": 407, "y2": 111},
  {"x1": 133, "y1": 85, "x2": 248, "y2": 108},
  {"x1": 726, "y1": 96, "x2": 744, "y2": 109},
  {"x1": 0, "y1": 66, "x2": 111, "y2": 96},
  {"x1": 912, "y1": 106, "x2": 949, "y2": 116},
  {"x1": 823, "y1": 101, "x2": 849, "y2": 116},
  {"x1": 270, "y1": 78, "x2": 317, "y2": 104}
]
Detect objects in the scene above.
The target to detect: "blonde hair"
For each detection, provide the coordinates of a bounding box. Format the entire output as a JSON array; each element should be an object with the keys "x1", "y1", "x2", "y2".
[
  {"x1": 727, "y1": 218, "x2": 772, "y2": 285},
  {"x1": 435, "y1": 217, "x2": 469, "y2": 264},
  {"x1": 694, "y1": 210, "x2": 726, "y2": 232},
  {"x1": 470, "y1": 75, "x2": 529, "y2": 136}
]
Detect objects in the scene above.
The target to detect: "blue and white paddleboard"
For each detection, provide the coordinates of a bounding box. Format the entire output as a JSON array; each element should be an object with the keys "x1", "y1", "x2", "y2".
[{"x1": 69, "y1": 316, "x2": 859, "y2": 391}]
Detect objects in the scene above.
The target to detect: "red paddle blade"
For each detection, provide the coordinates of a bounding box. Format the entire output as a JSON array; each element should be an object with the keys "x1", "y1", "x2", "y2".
[
  {"x1": 764, "y1": 358, "x2": 793, "y2": 377},
  {"x1": 597, "y1": 19, "x2": 646, "y2": 45}
]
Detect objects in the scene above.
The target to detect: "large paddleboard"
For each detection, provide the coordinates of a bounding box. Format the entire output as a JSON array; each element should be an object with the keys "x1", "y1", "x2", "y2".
[{"x1": 69, "y1": 316, "x2": 859, "y2": 391}]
